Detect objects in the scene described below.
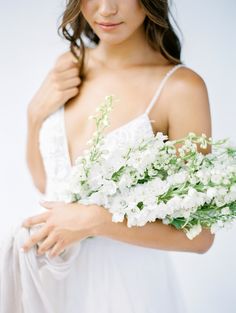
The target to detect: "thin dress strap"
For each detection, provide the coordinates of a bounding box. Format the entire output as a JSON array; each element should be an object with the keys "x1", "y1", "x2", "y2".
[{"x1": 145, "y1": 63, "x2": 185, "y2": 115}]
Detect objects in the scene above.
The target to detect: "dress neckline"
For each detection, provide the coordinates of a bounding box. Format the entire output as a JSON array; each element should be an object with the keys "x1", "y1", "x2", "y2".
[
  {"x1": 61, "y1": 63, "x2": 185, "y2": 167},
  {"x1": 61, "y1": 107, "x2": 154, "y2": 168}
]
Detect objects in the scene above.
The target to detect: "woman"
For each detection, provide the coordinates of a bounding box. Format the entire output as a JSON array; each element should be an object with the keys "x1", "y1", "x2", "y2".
[{"x1": 22, "y1": 0, "x2": 215, "y2": 312}]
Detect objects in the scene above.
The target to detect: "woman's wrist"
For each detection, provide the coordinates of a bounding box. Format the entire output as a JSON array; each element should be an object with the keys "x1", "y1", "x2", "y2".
[
  {"x1": 90, "y1": 204, "x2": 129, "y2": 239},
  {"x1": 27, "y1": 103, "x2": 46, "y2": 128},
  {"x1": 90, "y1": 204, "x2": 114, "y2": 237}
]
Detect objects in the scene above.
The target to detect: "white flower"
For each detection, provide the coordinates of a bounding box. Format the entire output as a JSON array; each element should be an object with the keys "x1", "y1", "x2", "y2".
[
  {"x1": 230, "y1": 184, "x2": 236, "y2": 194},
  {"x1": 223, "y1": 178, "x2": 230, "y2": 185},
  {"x1": 81, "y1": 192, "x2": 108, "y2": 206},
  {"x1": 155, "y1": 132, "x2": 168, "y2": 143},
  {"x1": 223, "y1": 220, "x2": 234, "y2": 230},
  {"x1": 197, "y1": 175, "x2": 210, "y2": 185},
  {"x1": 118, "y1": 174, "x2": 133, "y2": 190},
  {"x1": 181, "y1": 210, "x2": 191, "y2": 219},
  {"x1": 217, "y1": 187, "x2": 228, "y2": 196},
  {"x1": 166, "y1": 196, "x2": 183, "y2": 214},
  {"x1": 186, "y1": 224, "x2": 202, "y2": 240},
  {"x1": 101, "y1": 180, "x2": 117, "y2": 195},
  {"x1": 153, "y1": 202, "x2": 168, "y2": 219},
  {"x1": 206, "y1": 187, "x2": 217, "y2": 199},
  {"x1": 210, "y1": 172, "x2": 222, "y2": 184},
  {"x1": 210, "y1": 220, "x2": 225, "y2": 234},
  {"x1": 162, "y1": 218, "x2": 171, "y2": 225},
  {"x1": 221, "y1": 206, "x2": 230, "y2": 215},
  {"x1": 214, "y1": 198, "x2": 227, "y2": 207},
  {"x1": 181, "y1": 188, "x2": 205, "y2": 211},
  {"x1": 189, "y1": 176, "x2": 198, "y2": 184},
  {"x1": 167, "y1": 171, "x2": 188, "y2": 185},
  {"x1": 112, "y1": 212, "x2": 125, "y2": 223}
]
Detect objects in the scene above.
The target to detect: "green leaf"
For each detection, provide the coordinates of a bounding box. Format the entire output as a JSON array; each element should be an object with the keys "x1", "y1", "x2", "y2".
[
  {"x1": 170, "y1": 218, "x2": 186, "y2": 229},
  {"x1": 111, "y1": 166, "x2": 125, "y2": 182},
  {"x1": 137, "y1": 202, "x2": 144, "y2": 210}
]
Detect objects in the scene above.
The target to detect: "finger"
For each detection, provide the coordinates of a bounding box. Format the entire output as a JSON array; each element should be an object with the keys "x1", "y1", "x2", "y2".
[
  {"x1": 39, "y1": 201, "x2": 65, "y2": 210},
  {"x1": 21, "y1": 226, "x2": 49, "y2": 252},
  {"x1": 63, "y1": 87, "x2": 79, "y2": 100},
  {"x1": 37, "y1": 232, "x2": 58, "y2": 255},
  {"x1": 59, "y1": 77, "x2": 81, "y2": 91},
  {"x1": 57, "y1": 67, "x2": 80, "y2": 80},
  {"x1": 49, "y1": 241, "x2": 65, "y2": 258},
  {"x1": 22, "y1": 211, "x2": 49, "y2": 228}
]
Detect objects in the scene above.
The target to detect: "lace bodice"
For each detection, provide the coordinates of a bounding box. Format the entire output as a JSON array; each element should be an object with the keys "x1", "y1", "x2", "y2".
[{"x1": 39, "y1": 64, "x2": 185, "y2": 200}]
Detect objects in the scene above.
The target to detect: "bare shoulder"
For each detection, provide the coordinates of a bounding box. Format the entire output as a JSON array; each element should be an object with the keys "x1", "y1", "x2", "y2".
[
  {"x1": 160, "y1": 65, "x2": 212, "y2": 146},
  {"x1": 166, "y1": 66, "x2": 209, "y2": 101},
  {"x1": 163, "y1": 65, "x2": 211, "y2": 120}
]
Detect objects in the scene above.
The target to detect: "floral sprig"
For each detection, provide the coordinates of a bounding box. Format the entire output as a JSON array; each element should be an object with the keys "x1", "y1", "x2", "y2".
[
  {"x1": 64, "y1": 95, "x2": 118, "y2": 201},
  {"x1": 86, "y1": 95, "x2": 116, "y2": 163}
]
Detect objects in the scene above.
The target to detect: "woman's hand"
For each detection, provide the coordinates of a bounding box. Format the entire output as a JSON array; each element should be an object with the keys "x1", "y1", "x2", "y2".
[
  {"x1": 21, "y1": 201, "x2": 108, "y2": 258},
  {"x1": 27, "y1": 50, "x2": 82, "y2": 125}
]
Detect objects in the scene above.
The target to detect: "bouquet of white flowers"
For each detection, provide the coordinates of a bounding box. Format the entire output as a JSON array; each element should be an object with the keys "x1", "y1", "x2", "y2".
[{"x1": 61, "y1": 95, "x2": 236, "y2": 240}]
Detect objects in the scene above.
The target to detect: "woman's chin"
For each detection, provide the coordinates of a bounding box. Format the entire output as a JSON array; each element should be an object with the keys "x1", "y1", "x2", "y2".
[{"x1": 96, "y1": 34, "x2": 130, "y2": 46}]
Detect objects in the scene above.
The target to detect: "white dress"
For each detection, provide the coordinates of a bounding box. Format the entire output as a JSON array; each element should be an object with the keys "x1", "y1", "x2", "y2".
[
  {"x1": 37, "y1": 63, "x2": 188, "y2": 313},
  {"x1": 0, "y1": 64, "x2": 187, "y2": 313}
]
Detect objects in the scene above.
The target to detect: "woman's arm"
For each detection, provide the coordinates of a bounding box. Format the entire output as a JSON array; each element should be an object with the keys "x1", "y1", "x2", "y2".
[
  {"x1": 93, "y1": 210, "x2": 214, "y2": 254},
  {"x1": 26, "y1": 51, "x2": 81, "y2": 194},
  {"x1": 22, "y1": 201, "x2": 214, "y2": 256},
  {"x1": 26, "y1": 111, "x2": 46, "y2": 194},
  {"x1": 93, "y1": 67, "x2": 215, "y2": 254}
]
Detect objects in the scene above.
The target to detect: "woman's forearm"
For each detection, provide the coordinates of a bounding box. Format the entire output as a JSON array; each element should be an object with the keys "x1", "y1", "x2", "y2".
[
  {"x1": 26, "y1": 109, "x2": 46, "y2": 194},
  {"x1": 93, "y1": 205, "x2": 215, "y2": 254}
]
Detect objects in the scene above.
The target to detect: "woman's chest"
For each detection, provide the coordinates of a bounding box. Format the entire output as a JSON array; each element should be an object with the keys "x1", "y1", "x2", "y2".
[{"x1": 63, "y1": 75, "x2": 168, "y2": 163}]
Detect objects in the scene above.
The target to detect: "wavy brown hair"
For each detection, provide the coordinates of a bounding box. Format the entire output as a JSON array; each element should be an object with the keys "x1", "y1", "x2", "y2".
[{"x1": 57, "y1": 0, "x2": 182, "y2": 79}]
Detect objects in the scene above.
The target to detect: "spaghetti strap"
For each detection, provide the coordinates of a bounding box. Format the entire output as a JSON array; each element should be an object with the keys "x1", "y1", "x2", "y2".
[{"x1": 145, "y1": 63, "x2": 186, "y2": 115}]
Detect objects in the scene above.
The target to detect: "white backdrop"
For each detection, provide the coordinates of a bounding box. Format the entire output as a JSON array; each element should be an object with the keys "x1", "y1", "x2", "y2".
[{"x1": 0, "y1": 1, "x2": 235, "y2": 312}]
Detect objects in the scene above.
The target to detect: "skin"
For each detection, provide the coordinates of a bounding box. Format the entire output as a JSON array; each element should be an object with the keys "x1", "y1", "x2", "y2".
[
  {"x1": 26, "y1": 53, "x2": 81, "y2": 192},
  {"x1": 22, "y1": 0, "x2": 215, "y2": 257}
]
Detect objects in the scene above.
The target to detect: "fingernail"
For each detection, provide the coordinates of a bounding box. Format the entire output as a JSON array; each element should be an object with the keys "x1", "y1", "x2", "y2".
[{"x1": 20, "y1": 247, "x2": 25, "y2": 253}]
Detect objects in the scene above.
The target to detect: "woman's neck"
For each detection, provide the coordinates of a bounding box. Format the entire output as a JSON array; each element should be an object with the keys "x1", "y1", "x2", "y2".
[{"x1": 92, "y1": 27, "x2": 163, "y2": 69}]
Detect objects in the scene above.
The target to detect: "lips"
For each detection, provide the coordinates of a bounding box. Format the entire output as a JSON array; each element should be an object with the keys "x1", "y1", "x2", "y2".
[{"x1": 96, "y1": 22, "x2": 123, "y2": 26}]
